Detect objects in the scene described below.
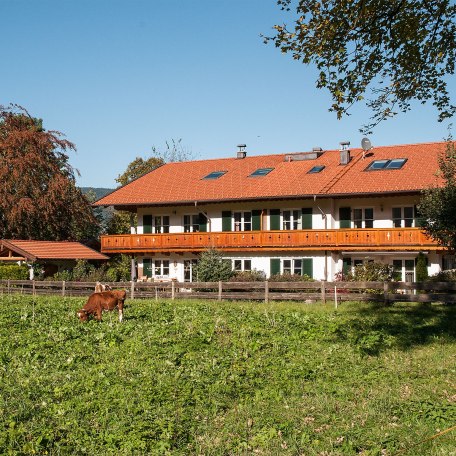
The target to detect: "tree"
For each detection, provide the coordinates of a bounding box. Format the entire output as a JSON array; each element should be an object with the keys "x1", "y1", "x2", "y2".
[
  {"x1": 195, "y1": 249, "x2": 233, "y2": 282},
  {"x1": 266, "y1": 1, "x2": 456, "y2": 132},
  {"x1": 415, "y1": 252, "x2": 429, "y2": 282},
  {"x1": 0, "y1": 105, "x2": 98, "y2": 241},
  {"x1": 418, "y1": 138, "x2": 456, "y2": 251}
]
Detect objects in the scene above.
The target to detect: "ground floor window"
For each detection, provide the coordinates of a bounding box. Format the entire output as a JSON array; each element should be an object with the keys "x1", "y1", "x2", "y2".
[
  {"x1": 270, "y1": 258, "x2": 313, "y2": 278},
  {"x1": 184, "y1": 259, "x2": 198, "y2": 282},
  {"x1": 392, "y1": 259, "x2": 414, "y2": 282},
  {"x1": 154, "y1": 259, "x2": 170, "y2": 278},
  {"x1": 233, "y1": 259, "x2": 252, "y2": 272}
]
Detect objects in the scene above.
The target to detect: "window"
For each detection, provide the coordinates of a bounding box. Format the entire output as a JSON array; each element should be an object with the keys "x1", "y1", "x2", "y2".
[
  {"x1": 233, "y1": 259, "x2": 252, "y2": 272},
  {"x1": 184, "y1": 214, "x2": 200, "y2": 232},
  {"x1": 308, "y1": 165, "x2": 325, "y2": 174},
  {"x1": 366, "y1": 158, "x2": 407, "y2": 171},
  {"x1": 353, "y1": 208, "x2": 373, "y2": 228},
  {"x1": 283, "y1": 259, "x2": 304, "y2": 275},
  {"x1": 393, "y1": 259, "x2": 415, "y2": 281},
  {"x1": 249, "y1": 167, "x2": 274, "y2": 177},
  {"x1": 233, "y1": 211, "x2": 252, "y2": 231},
  {"x1": 154, "y1": 260, "x2": 170, "y2": 277},
  {"x1": 184, "y1": 259, "x2": 198, "y2": 282},
  {"x1": 392, "y1": 207, "x2": 415, "y2": 228},
  {"x1": 154, "y1": 215, "x2": 169, "y2": 233},
  {"x1": 203, "y1": 170, "x2": 227, "y2": 180},
  {"x1": 282, "y1": 210, "x2": 301, "y2": 230}
]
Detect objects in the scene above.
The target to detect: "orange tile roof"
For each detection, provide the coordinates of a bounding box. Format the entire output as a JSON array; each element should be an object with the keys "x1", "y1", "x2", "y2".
[
  {"x1": 95, "y1": 142, "x2": 447, "y2": 207},
  {"x1": 1, "y1": 240, "x2": 109, "y2": 261}
]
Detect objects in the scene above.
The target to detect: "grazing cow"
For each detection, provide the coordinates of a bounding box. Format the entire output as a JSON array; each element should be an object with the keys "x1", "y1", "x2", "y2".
[
  {"x1": 94, "y1": 282, "x2": 111, "y2": 293},
  {"x1": 77, "y1": 290, "x2": 126, "y2": 322}
]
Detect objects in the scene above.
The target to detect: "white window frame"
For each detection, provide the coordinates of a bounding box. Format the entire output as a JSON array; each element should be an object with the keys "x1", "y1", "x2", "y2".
[
  {"x1": 183, "y1": 214, "x2": 200, "y2": 232},
  {"x1": 353, "y1": 207, "x2": 374, "y2": 228},
  {"x1": 153, "y1": 259, "x2": 170, "y2": 278},
  {"x1": 233, "y1": 259, "x2": 252, "y2": 272},
  {"x1": 392, "y1": 206, "x2": 415, "y2": 228},
  {"x1": 282, "y1": 209, "x2": 301, "y2": 230},
  {"x1": 282, "y1": 259, "x2": 303, "y2": 275},
  {"x1": 233, "y1": 211, "x2": 252, "y2": 231},
  {"x1": 153, "y1": 215, "x2": 170, "y2": 233}
]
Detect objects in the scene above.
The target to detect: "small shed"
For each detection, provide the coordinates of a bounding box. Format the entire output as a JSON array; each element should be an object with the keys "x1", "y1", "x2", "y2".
[{"x1": 0, "y1": 239, "x2": 109, "y2": 278}]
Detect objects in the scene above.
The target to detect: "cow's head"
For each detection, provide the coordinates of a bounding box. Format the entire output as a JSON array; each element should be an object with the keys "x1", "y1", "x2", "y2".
[{"x1": 77, "y1": 309, "x2": 89, "y2": 321}]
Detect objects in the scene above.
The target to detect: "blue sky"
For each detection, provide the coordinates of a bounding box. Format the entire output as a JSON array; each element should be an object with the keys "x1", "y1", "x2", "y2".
[{"x1": 3, "y1": 0, "x2": 455, "y2": 188}]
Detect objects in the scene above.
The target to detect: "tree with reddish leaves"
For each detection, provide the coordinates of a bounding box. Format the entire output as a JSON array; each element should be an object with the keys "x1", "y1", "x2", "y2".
[{"x1": 0, "y1": 105, "x2": 99, "y2": 241}]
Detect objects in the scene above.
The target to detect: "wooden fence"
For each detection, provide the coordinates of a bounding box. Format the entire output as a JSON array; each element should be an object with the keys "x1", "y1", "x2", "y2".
[{"x1": 1, "y1": 279, "x2": 456, "y2": 304}]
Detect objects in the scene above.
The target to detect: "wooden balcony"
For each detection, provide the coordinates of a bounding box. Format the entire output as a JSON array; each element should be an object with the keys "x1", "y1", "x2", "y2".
[{"x1": 100, "y1": 228, "x2": 441, "y2": 254}]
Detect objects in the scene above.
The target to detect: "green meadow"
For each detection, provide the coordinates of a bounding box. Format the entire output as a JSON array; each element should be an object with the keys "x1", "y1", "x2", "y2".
[{"x1": 1, "y1": 295, "x2": 455, "y2": 455}]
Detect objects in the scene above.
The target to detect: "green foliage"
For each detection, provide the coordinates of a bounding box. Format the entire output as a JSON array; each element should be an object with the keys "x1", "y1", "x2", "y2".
[
  {"x1": 0, "y1": 296, "x2": 455, "y2": 455},
  {"x1": 0, "y1": 264, "x2": 28, "y2": 279},
  {"x1": 429, "y1": 269, "x2": 456, "y2": 282},
  {"x1": 266, "y1": 1, "x2": 456, "y2": 132},
  {"x1": 419, "y1": 138, "x2": 456, "y2": 251},
  {"x1": 229, "y1": 269, "x2": 266, "y2": 282},
  {"x1": 195, "y1": 249, "x2": 233, "y2": 282},
  {"x1": 268, "y1": 272, "x2": 313, "y2": 282},
  {"x1": 343, "y1": 262, "x2": 394, "y2": 282},
  {"x1": 416, "y1": 252, "x2": 429, "y2": 282}
]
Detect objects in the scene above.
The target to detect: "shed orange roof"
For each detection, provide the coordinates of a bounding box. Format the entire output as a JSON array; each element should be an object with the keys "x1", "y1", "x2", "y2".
[
  {"x1": 95, "y1": 142, "x2": 447, "y2": 208},
  {"x1": 0, "y1": 240, "x2": 109, "y2": 261}
]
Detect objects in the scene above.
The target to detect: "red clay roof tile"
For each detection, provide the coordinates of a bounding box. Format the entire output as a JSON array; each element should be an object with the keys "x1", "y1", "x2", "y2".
[{"x1": 95, "y1": 142, "x2": 447, "y2": 207}]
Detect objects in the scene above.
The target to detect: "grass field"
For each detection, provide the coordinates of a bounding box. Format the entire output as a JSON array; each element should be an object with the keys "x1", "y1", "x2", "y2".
[{"x1": 0, "y1": 294, "x2": 455, "y2": 455}]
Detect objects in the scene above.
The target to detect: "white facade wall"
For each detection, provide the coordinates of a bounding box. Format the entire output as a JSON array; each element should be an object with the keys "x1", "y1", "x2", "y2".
[{"x1": 134, "y1": 194, "x2": 440, "y2": 282}]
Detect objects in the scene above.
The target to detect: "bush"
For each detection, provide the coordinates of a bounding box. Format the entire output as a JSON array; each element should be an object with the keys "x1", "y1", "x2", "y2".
[
  {"x1": 429, "y1": 269, "x2": 456, "y2": 282},
  {"x1": 340, "y1": 262, "x2": 394, "y2": 282},
  {"x1": 416, "y1": 252, "x2": 429, "y2": 282},
  {"x1": 268, "y1": 273, "x2": 313, "y2": 282},
  {"x1": 0, "y1": 264, "x2": 29, "y2": 280},
  {"x1": 195, "y1": 249, "x2": 233, "y2": 282},
  {"x1": 229, "y1": 269, "x2": 266, "y2": 282}
]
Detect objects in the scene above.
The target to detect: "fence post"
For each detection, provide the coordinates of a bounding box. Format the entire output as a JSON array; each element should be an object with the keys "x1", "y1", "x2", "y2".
[
  {"x1": 172, "y1": 281, "x2": 175, "y2": 300},
  {"x1": 32, "y1": 280, "x2": 36, "y2": 296},
  {"x1": 62, "y1": 281, "x2": 65, "y2": 297},
  {"x1": 334, "y1": 286, "x2": 338, "y2": 309},
  {"x1": 321, "y1": 280, "x2": 326, "y2": 304},
  {"x1": 130, "y1": 281, "x2": 135, "y2": 300},
  {"x1": 383, "y1": 281, "x2": 389, "y2": 305},
  {"x1": 7, "y1": 279, "x2": 10, "y2": 295},
  {"x1": 264, "y1": 281, "x2": 269, "y2": 303},
  {"x1": 218, "y1": 281, "x2": 222, "y2": 301}
]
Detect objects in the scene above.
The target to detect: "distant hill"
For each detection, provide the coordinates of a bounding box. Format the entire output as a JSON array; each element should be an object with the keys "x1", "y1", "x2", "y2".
[{"x1": 80, "y1": 187, "x2": 114, "y2": 200}]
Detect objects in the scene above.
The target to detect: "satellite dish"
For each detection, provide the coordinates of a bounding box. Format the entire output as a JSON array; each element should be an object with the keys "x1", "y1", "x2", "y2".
[{"x1": 361, "y1": 137, "x2": 372, "y2": 151}]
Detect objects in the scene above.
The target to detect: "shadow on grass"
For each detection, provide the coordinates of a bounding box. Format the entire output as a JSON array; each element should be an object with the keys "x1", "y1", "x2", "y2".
[{"x1": 342, "y1": 301, "x2": 456, "y2": 351}]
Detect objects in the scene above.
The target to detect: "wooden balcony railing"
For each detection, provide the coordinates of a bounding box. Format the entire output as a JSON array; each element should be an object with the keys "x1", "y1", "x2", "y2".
[{"x1": 100, "y1": 228, "x2": 441, "y2": 254}]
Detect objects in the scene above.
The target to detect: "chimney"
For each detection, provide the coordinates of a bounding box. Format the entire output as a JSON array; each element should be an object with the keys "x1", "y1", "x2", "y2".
[
  {"x1": 339, "y1": 141, "x2": 351, "y2": 165},
  {"x1": 236, "y1": 144, "x2": 247, "y2": 159}
]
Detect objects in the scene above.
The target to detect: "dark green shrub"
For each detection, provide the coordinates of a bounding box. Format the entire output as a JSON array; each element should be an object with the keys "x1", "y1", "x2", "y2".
[
  {"x1": 195, "y1": 249, "x2": 233, "y2": 282},
  {"x1": 268, "y1": 272, "x2": 313, "y2": 282},
  {"x1": 0, "y1": 264, "x2": 29, "y2": 280},
  {"x1": 229, "y1": 269, "x2": 266, "y2": 282},
  {"x1": 416, "y1": 253, "x2": 429, "y2": 282}
]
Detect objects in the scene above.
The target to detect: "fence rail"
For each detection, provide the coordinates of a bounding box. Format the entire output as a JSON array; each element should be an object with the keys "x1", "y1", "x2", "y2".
[{"x1": 1, "y1": 279, "x2": 455, "y2": 304}]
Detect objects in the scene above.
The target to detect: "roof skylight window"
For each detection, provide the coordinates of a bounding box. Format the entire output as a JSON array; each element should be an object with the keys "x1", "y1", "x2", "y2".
[
  {"x1": 202, "y1": 170, "x2": 227, "y2": 180},
  {"x1": 308, "y1": 165, "x2": 325, "y2": 174},
  {"x1": 366, "y1": 158, "x2": 407, "y2": 171},
  {"x1": 249, "y1": 167, "x2": 274, "y2": 177}
]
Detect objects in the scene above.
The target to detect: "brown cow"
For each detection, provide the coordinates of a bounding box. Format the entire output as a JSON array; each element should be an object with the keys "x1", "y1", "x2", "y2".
[
  {"x1": 94, "y1": 282, "x2": 111, "y2": 293},
  {"x1": 77, "y1": 290, "x2": 126, "y2": 322}
]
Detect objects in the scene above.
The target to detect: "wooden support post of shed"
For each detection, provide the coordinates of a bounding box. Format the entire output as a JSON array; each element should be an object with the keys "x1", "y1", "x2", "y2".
[
  {"x1": 171, "y1": 281, "x2": 175, "y2": 300},
  {"x1": 130, "y1": 281, "x2": 135, "y2": 300},
  {"x1": 264, "y1": 281, "x2": 269, "y2": 303},
  {"x1": 218, "y1": 281, "x2": 222, "y2": 301},
  {"x1": 321, "y1": 280, "x2": 326, "y2": 304},
  {"x1": 62, "y1": 281, "x2": 65, "y2": 297}
]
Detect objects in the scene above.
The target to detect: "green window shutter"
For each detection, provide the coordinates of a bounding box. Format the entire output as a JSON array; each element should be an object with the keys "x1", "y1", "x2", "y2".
[
  {"x1": 270, "y1": 209, "x2": 280, "y2": 230},
  {"x1": 143, "y1": 258, "x2": 153, "y2": 278},
  {"x1": 339, "y1": 207, "x2": 351, "y2": 228},
  {"x1": 270, "y1": 258, "x2": 281, "y2": 276},
  {"x1": 222, "y1": 211, "x2": 232, "y2": 231},
  {"x1": 198, "y1": 213, "x2": 207, "y2": 232},
  {"x1": 302, "y1": 208, "x2": 312, "y2": 229},
  {"x1": 342, "y1": 258, "x2": 352, "y2": 275},
  {"x1": 143, "y1": 215, "x2": 152, "y2": 234},
  {"x1": 302, "y1": 258, "x2": 313, "y2": 278},
  {"x1": 252, "y1": 209, "x2": 262, "y2": 230}
]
